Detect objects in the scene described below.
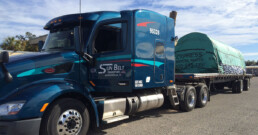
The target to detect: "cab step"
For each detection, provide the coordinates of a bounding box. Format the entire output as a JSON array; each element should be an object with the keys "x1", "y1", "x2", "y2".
[
  {"x1": 168, "y1": 86, "x2": 180, "y2": 107},
  {"x1": 102, "y1": 115, "x2": 129, "y2": 124}
]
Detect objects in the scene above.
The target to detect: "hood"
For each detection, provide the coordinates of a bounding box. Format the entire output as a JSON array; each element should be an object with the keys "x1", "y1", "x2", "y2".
[
  {"x1": 8, "y1": 52, "x2": 50, "y2": 63},
  {"x1": 0, "y1": 51, "x2": 80, "y2": 101}
]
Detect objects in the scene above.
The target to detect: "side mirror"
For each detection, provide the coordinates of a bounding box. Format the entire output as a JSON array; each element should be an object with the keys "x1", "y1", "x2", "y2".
[
  {"x1": 38, "y1": 40, "x2": 44, "y2": 52},
  {"x1": 74, "y1": 27, "x2": 81, "y2": 53},
  {"x1": 0, "y1": 51, "x2": 12, "y2": 82},
  {"x1": 73, "y1": 27, "x2": 96, "y2": 66},
  {"x1": 171, "y1": 36, "x2": 178, "y2": 42},
  {"x1": 82, "y1": 53, "x2": 96, "y2": 66},
  {"x1": 0, "y1": 51, "x2": 9, "y2": 63}
]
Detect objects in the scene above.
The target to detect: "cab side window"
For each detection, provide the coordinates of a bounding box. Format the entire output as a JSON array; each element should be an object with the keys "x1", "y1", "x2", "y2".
[
  {"x1": 93, "y1": 23, "x2": 125, "y2": 53},
  {"x1": 156, "y1": 42, "x2": 165, "y2": 56}
]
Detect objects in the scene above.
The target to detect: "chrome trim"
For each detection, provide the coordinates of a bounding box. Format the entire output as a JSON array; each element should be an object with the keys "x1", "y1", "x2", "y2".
[{"x1": 57, "y1": 109, "x2": 83, "y2": 135}]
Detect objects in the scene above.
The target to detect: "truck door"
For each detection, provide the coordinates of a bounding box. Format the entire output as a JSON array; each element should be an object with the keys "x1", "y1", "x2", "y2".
[
  {"x1": 154, "y1": 40, "x2": 165, "y2": 83},
  {"x1": 88, "y1": 21, "x2": 132, "y2": 92}
]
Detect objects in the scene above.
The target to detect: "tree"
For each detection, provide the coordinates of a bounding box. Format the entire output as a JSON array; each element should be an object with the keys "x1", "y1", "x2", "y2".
[
  {"x1": 25, "y1": 32, "x2": 36, "y2": 40},
  {"x1": 245, "y1": 60, "x2": 256, "y2": 66},
  {"x1": 1, "y1": 32, "x2": 38, "y2": 52},
  {"x1": 1, "y1": 37, "x2": 16, "y2": 51}
]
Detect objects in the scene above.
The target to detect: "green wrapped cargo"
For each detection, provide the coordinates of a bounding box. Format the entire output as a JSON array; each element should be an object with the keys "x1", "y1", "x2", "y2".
[{"x1": 175, "y1": 32, "x2": 245, "y2": 74}]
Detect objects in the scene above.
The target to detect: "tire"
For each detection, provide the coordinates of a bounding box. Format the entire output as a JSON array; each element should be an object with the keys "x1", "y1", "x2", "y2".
[
  {"x1": 232, "y1": 80, "x2": 243, "y2": 93},
  {"x1": 243, "y1": 78, "x2": 250, "y2": 91},
  {"x1": 196, "y1": 84, "x2": 208, "y2": 108},
  {"x1": 40, "y1": 98, "x2": 90, "y2": 135},
  {"x1": 180, "y1": 86, "x2": 197, "y2": 112}
]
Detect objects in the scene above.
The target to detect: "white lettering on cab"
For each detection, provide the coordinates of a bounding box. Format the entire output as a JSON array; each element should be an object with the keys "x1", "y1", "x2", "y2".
[{"x1": 150, "y1": 28, "x2": 160, "y2": 35}]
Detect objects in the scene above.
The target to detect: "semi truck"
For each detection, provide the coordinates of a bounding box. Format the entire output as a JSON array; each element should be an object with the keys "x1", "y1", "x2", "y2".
[{"x1": 0, "y1": 9, "x2": 252, "y2": 135}]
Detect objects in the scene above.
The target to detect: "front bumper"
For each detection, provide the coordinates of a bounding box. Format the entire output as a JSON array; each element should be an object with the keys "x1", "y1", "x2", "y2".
[{"x1": 0, "y1": 118, "x2": 41, "y2": 135}]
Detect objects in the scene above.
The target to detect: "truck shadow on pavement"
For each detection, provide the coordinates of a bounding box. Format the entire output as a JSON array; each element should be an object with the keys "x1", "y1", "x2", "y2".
[
  {"x1": 211, "y1": 88, "x2": 236, "y2": 95},
  {"x1": 88, "y1": 107, "x2": 182, "y2": 135},
  {"x1": 88, "y1": 88, "x2": 238, "y2": 135}
]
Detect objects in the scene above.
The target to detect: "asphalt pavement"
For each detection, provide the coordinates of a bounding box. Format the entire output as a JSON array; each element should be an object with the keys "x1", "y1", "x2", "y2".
[{"x1": 89, "y1": 77, "x2": 258, "y2": 135}]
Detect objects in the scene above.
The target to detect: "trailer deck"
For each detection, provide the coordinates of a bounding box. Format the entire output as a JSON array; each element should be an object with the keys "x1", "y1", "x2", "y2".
[
  {"x1": 176, "y1": 73, "x2": 253, "y2": 79},
  {"x1": 175, "y1": 73, "x2": 252, "y2": 84}
]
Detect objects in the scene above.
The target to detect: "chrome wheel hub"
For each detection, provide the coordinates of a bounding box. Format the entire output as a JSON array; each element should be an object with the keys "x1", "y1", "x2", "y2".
[
  {"x1": 188, "y1": 91, "x2": 195, "y2": 108},
  {"x1": 202, "y1": 89, "x2": 208, "y2": 104},
  {"x1": 57, "y1": 109, "x2": 82, "y2": 135}
]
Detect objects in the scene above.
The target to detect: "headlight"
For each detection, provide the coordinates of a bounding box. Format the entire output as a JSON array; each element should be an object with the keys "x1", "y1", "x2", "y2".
[{"x1": 0, "y1": 102, "x2": 25, "y2": 116}]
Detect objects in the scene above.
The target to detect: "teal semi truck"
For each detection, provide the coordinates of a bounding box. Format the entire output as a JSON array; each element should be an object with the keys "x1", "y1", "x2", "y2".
[{"x1": 0, "y1": 10, "x2": 252, "y2": 135}]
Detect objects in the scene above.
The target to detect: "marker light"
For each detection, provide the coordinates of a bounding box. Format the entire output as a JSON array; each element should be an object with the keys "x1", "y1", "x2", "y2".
[
  {"x1": 89, "y1": 81, "x2": 96, "y2": 87},
  {"x1": 40, "y1": 103, "x2": 49, "y2": 112}
]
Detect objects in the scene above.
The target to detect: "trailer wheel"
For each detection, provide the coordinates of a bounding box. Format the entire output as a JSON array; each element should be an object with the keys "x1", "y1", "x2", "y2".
[
  {"x1": 243, "y1": 78, "x2": 250, "y2": 91},
  {"x1": 40, "y1": 98, "x2": 90, "y2": 135},
  {"x1": 180, "y1": 86, "x2": 196, "y2": 112},
  {"x1": 232, "y1": 80, "x2": 243, "y2": 93},
  {"x1": 196, "y1": 84, "x2": 208, "y2": 108}
]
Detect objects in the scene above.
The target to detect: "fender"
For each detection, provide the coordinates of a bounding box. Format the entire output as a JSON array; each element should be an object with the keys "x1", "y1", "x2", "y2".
[{"x1": 1, "y1": 78, "x2": 99, "y2": 127}]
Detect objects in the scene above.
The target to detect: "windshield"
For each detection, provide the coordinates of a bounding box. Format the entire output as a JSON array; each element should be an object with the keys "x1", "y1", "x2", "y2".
[
  {"x1": 42, "y1": 27, "x2": 75, "y2": 51},
  {"x1": 42, "y1": 21, "x2": 94, "y2": 52}
]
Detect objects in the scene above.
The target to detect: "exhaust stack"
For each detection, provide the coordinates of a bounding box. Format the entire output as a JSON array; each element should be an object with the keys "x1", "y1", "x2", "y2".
[{"x1": 169, "y1": 11, "x2": 177, "y2": 26}]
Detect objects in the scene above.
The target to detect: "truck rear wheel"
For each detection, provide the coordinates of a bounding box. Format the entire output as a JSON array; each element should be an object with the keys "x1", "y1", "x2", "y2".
[
  {"x1": 243, "y1": 78, "x2": 250, "y2": 91},
  {"x1": 232, "y1": 80, "x2": 243, "y2": 93},
  {"x1": 40, "y1": 98, "x2": 90, "y2": 135},
  {"x1": 180, "y1": 86, "x2": 196, "y2": 112},
  {"x1": 196, "y1": 84, "x2": 208, "y2": 108}
]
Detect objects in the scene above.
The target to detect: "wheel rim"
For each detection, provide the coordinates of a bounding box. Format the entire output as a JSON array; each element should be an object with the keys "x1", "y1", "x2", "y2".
[
  {"x1": 57, "y1": 109, "x2": 83, "y2": 135},
  {"x1": 202, "y1": 89, "x2": 208, "y2": 104},
  {"x1": 188, "y1": 91, "x2": 195, "y2": 108}
]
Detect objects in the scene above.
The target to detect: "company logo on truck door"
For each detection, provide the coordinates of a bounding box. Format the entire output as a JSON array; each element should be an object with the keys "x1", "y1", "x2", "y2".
[{"x1": 99, "y1": 63, "x2": 125, "y2": 77}]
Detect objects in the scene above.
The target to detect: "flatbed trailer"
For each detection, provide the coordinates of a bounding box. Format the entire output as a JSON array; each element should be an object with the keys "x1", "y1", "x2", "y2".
[{"x1": 175, "y1": 73, "x2": 252, "y2": 93}]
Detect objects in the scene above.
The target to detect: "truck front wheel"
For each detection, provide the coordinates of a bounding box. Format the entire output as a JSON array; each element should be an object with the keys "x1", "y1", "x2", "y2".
[
  {"x1": 196, "y1": 84, "x2": 208, "y2": 108},
  {"x1": 40, "y1": 98, "x2": 90, "y2": 135},
  {"x1": 180, "y1": 86, "x2": 197, "y2": 112}
]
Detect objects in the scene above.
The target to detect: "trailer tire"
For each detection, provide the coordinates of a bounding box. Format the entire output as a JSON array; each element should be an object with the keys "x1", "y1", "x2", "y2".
[
  {"x1": 232, "y1": 80, "x2": 243, "y2": 93},
  {"x1": 180, "y1": 86, "x2": 196, "y2": 112},
  {"x1": 196, "y1": 84, "x2": 208, "y2": 108},
  {"x1": 243, "y1": 78, "x2": 250, "y2": 91},
  {"x1": 40, "y1": 98, "x2": 90, "y2": 135}
]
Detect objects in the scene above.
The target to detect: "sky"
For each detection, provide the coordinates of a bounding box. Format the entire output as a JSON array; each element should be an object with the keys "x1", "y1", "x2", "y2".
[{"x1": 0, "y1": 0, "x2": 258, "y2": 60}]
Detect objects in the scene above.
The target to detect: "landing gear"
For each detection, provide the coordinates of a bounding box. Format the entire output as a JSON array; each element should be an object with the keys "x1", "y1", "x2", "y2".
[
  {"x1": 243, "y1": 78, "x2": 250, "y2": 91},
  {"x1": 232, "y1": 80, "x2": 243, "y2": 93}
]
